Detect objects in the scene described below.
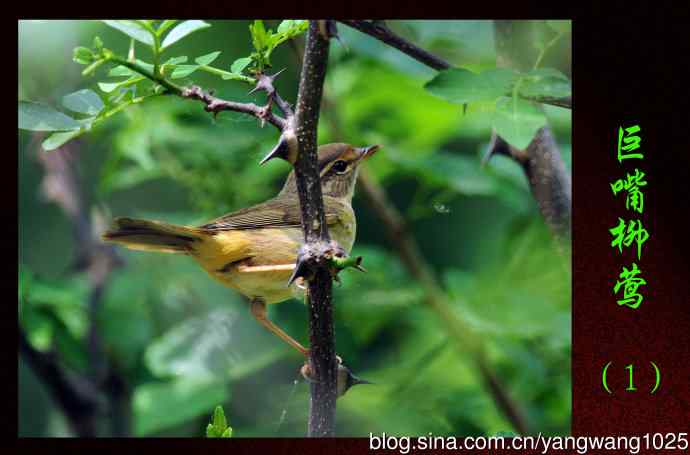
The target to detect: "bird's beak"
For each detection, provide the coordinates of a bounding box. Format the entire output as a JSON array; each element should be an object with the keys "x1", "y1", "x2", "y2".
[{"x1": 357, "y1": 144, "x2": 381, "y2": 161}]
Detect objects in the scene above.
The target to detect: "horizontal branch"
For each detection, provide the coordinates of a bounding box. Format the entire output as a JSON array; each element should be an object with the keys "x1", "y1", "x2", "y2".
[
  {"x1": 108, "y1": 55, "x2": 288, "y2": 132},
  {"x1": 182, "y1": 85, "x2": 287, "y2": 130}
]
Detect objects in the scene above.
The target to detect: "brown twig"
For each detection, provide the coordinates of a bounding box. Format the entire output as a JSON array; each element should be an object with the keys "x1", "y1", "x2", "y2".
[{"x1": 182, "y1": 85, "x2": 287, "y2": 131}]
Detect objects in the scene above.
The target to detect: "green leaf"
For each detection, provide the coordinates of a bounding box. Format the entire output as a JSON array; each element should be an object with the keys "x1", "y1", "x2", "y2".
[
  {"x1": 170, "y1": 64, "x2": 200, "y2": 79},
  {"x1": 230, "y1": 57, "x2": 252, "y2": 74},
  {"x1": 206, "y1": 405, "x2": 232, "y2": 438},
  {"x1": 425, "y1": 68, "x2": 519, "y2": 104},
  {"x1": 519, "y1": 68, "x2": 571, "y2": 100},
  {"x1": 525, "y1": 68, "x2": 569, "y2": 80},
  {"x1": 92, "y1": 36, "x2": 103, "y2": 51},
  {"x1": 249, "y1": 20, "x2": 269, "y2": 52},
  {"x1": 277, "y1": 20, "x2": 295, "y2": 34},
  {"x1": 73, "y1": 46, "x2": 93, "y2": 65},
  {"x1": 62, "y1": 89, "x2": 104, "y2": 116},
  {"x1": 42, "y1": 130, "x2": 84, "y2": 151},
  {"x1": 161, "y1": 20, "x2": 211, "y2": 50},
  {"x1": 98, "y1": 81, "x2": 123, "y2": 93},
  {"x1": 492, "y1": 98, "x2": 547, "y2": 149},
  {"x1": 212, "y1": 405, "x2": 227, "y2": 429},
  {"x1": 157, "y1": 20, "x2": 178, "y2": 36},
  {"x1": 19, "y1": 101, "x2": 81, "y2": 131},
  {"x1": 98, "y1": 75, "x2": 143, "y2": 93},
  {"x1": 195, "y1": 51, "x2": 221, "y2": 66},
  {"x1": 133, "y1": 379, "x2": 229, "y2": 436},
  {"x1": 164, "y1": 56, "x2": 188, "y2": 65},
  {"x1": 103, "y1": 20, "x2": 154, "y2": 46},
  {"x1": 108, "y1": 65, "x2": 135, "y2": 77},
  {"x1": 546, "y1": 20, "x2": 571, "y2": 34}
]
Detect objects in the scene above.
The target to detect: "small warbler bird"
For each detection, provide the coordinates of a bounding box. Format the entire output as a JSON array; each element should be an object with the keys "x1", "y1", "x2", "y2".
[{"x1": 103, "y1": 143, "x2": 379, "y2": 357}]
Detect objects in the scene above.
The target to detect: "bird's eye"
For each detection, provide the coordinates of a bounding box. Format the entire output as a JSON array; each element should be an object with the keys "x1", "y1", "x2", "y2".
[{"x1": 332, "y1": 160, "x2": 348, "y2": 174}]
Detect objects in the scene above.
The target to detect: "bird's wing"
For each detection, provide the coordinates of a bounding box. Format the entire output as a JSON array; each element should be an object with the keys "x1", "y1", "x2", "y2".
[{"x1": 199, "y1": 196, "x2": 344, "y2": 231}]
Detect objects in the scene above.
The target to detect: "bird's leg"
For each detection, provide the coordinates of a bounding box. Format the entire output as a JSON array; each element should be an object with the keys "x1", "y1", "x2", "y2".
[{"x1": 250, "y1": 297, "x2": 309, "y2": 357}]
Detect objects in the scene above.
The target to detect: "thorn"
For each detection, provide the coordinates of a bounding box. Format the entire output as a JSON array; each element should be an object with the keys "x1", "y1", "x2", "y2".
[
  {"x1": 287, "y1": 251, "x2": 311, "y2": 287},
  {"x1": 271, "y1": 67, "x2": 286, "y2": 81},
  {"x1": 260, "y1": 136, "x2": 290, "y2": 165}
]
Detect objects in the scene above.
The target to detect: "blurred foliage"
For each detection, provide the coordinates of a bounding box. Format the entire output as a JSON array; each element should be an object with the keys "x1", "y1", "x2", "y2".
[{"x1": 18, "y1": 20, "x2": 571, "y2": 437}]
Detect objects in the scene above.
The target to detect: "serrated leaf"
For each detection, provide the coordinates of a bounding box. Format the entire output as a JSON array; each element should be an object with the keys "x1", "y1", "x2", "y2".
[
  {"x1": 19, "y1": 101, "x2": 81, "y2": 131},
  {"x1": 492, "y1": 98, "x2": 547, "y2": 150},
  {"x1": 221, "y1": 427, "x2": 232, "y2": 437},
  {"x1": 230, "y1": 57, "x2": 252, "y2": 74},
  {"x1": 195, "y1": 51, "x2": 221, "y2": 66},
  {"x1": 42, "y1": 130, "x2": 84, "y2": 151},
  {"x1": 547, "y1": 20, "x2": 571, "y2": 34},
  {"x1": 103, "y1": 20, "x2": 154, "y2": 46},
  {"x1": 62, "y1": 89, "x2": 104, "y2": 116},
  {"x1": 425, "y1": 68, "x2": 519, "y2": 104},
  {"x1": 161, "y1": 20, "x2": 211, "y2": 50},
  {"x1": 170, "y1": 64, "x2": 200, "y2": 79}
]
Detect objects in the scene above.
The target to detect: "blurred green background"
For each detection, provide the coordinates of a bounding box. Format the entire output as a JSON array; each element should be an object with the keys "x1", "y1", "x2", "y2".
[{"x1": 18, "y1": 20, "x2": 571, "y2": 437}]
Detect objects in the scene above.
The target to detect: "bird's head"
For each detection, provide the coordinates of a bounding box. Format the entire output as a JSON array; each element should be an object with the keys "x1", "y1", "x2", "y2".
[{"x1": 280, "y1": 143, "x2": 380, "y2": 201}]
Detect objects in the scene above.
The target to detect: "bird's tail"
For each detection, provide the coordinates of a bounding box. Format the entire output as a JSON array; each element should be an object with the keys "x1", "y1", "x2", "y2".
[{"x1": 102, "y1": 217, "x2": 204, "y2": 254}]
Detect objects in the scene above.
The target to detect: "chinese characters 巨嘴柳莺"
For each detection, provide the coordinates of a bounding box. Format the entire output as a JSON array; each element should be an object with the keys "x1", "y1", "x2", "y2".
[
  {"x1": 613, "y1": 263, "x2": 646, "y2": 309},
  {"x1": 617, "y1": 125, "x2": 643, "y2": 162},
  {"x1": 610, "y1": 168, "x2": 646, "y2": 214},
  {"x1": 609, "y1": 218, "x2": 649, "y2": 261}
]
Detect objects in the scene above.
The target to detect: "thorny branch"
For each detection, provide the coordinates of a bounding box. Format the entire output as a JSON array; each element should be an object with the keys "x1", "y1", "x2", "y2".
[{"x1": 290, "y1": 20, "x2": 340, "y2": 437}]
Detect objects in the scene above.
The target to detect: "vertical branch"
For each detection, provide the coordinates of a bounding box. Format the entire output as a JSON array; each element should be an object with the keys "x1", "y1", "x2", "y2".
[{"x1": 292, "y1": 21, "x2": 337, "y2": 437}]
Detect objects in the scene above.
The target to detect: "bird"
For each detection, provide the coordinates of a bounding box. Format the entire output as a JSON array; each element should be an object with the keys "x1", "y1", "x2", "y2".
[{"x1": 102, "y1": 143, "x2": 380, "y2": 358}]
